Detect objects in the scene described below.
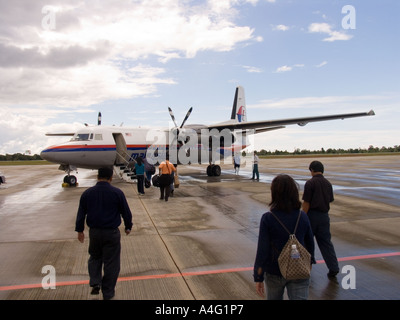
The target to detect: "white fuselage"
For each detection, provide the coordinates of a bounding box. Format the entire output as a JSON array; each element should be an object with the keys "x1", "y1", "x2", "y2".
[{"x1": 40, "y1": 125, "x2": 247, "y2": 169}]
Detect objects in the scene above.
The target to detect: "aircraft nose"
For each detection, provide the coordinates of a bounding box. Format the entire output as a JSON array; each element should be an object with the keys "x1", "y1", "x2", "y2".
[
  {"x1": 40, "y1": 150, "x2": 48, "y2": 161},
  {"x1": 40, "y1": 148, "x2": 54, "y2": 163}
]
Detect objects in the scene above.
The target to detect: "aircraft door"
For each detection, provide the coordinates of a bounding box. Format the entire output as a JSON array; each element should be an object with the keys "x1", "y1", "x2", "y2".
[{"x1": 112, "y1": 133, "x2": 130, "y2": 165}]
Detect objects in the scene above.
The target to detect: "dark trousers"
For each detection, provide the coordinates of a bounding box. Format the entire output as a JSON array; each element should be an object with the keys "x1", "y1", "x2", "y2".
[
  {"x1": 252, "y1": 164, "x2": 259, "y2": 179},
  {"x1": 137, "y1": 174, "x2": 144, "y2": 194},
  {"x1": 159, "y1": 174, "x2": 171, "y2": 200},
  {"x1": 88, "y1": 228, "x2": 121, "y2": 299},
  {"x1": 308, "y1": 210, "x2": 339, "y2": 272}
]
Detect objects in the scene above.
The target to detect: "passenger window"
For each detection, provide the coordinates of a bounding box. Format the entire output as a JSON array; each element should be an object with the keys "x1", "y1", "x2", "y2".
[{"x1": 95, "y1": 134, "x2": 103, "y2": 140}]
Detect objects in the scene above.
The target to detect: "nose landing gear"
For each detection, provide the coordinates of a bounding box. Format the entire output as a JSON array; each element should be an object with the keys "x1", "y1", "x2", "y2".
[
  {"x1": 60, "y1": 165, "x2": 78, "y2": 187},
  {"x1": 63, "y1": 175, "x2": 78, "y2": 187}
]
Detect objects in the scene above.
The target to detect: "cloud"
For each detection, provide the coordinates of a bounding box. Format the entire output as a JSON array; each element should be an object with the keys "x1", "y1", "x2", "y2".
[
  {"x1": 316, "y1": 61, "x2": 328, "y2": 68},
  {"x1": 273, "y1": 24, "x2": 290, "y2": 31},
  {"x1": 242, "y1": 65, "x2": 262, "y2": 73},
  {"x1": 308, "y1": 22, "x2": 353, "y2": 42},
  {"x1": 0, "y1": 42, "x2": 110, "y2": 69},
  {"x1": 0, "y1": 0, "x2": 256, "y2": 108},
  {"x1": 274, "y1": 64, "x2": 304, "y2": 73},
  {"x1": 275, "y1": 65, "x2": 292, "y2": 73},
  {"x1": 0, "y1": 0, "x2": 259, "y2": 153},
  {"x1": 0, "y1": 63, "x2": 176, "y2": 108}
]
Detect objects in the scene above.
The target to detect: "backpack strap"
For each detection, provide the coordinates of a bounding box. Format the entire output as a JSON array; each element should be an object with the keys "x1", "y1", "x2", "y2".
[{"x1": 270, "y1": 211, "x2": 301, "y2": 235}]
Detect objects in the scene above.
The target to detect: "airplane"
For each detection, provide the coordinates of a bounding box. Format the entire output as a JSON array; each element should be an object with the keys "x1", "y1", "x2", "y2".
[{"x1": 40, "y1": 86, "x2": 375, "y2": 186}]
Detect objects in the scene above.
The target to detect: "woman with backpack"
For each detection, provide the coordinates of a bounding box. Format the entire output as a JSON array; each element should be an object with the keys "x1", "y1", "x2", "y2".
[{"x1": 253, "y1": 174, "x2": 315, "y2": 300}]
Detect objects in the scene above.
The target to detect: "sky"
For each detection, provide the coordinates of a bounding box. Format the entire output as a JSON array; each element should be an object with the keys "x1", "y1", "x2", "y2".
[{"x1": 0, "y1": 0, "x2": 399, "y2": 155}]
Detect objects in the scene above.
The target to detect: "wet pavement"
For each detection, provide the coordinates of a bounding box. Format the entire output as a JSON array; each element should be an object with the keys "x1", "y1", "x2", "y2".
[{"x1": 0, "y1": 155, "x2": 399, "y2": 301}]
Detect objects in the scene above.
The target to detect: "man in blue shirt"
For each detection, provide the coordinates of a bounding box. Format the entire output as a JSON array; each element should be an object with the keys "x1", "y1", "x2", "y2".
[{"x1": 75, "y1": 167, "x2": 133, "y2": 300}]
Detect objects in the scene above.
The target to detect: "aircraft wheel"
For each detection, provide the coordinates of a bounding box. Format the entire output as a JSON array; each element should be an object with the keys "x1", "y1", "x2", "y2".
[
  {"x1": 63, "y1": 175, "x2": 78, "y2": 187},
  {"x1": 69, "y1": 175, "x2": 77, "y2": 186},
  {"x1": 207, "y1": 165, "x2": 221, "y2": 176},
  {"x1": 212, "y1": 165, "x2": 221, "y2": 176}
]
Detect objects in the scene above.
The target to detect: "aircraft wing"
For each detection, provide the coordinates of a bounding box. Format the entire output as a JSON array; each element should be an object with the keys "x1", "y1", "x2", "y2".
[{"x1": 206, "y1": 110, "x2": 375, "y2": 132}]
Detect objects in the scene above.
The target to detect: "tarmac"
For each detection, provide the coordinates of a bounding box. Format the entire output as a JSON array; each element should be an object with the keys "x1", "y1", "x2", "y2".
[{"x1": 0, "y1": 155, "x2": 399, "y2": 301}]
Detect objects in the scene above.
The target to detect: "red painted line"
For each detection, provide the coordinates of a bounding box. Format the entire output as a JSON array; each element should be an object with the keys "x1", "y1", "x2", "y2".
[{"x1": 1, "y1": 252, "x2": 399, "y2": 292}]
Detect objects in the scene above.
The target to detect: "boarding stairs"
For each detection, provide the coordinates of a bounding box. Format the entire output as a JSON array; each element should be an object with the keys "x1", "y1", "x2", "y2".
[{"x1": 113, "y1": 151, "x2": 137, "y2": 183}]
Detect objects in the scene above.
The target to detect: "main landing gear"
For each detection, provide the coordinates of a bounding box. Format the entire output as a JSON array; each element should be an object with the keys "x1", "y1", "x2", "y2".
[{"x1": 206, "y1": 164, "x2": 221, "y2": 177}]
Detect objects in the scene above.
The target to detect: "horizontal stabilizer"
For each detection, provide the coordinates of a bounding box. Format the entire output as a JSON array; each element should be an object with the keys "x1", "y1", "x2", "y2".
[{"x1": 45, "y1": 133, "x2": 75, "y2": 136}]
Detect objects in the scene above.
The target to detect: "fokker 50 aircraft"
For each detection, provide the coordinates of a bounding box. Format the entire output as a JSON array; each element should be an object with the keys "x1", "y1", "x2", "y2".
[{"x1": 40, "y1": 86, "x2": 375, "y2": 186}]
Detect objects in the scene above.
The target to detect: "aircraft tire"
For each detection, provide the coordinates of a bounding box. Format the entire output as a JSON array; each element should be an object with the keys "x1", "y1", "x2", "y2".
[
  {"x1": 64, "y1": 175, "x2": 78, "y2": 187},
  {"x1": 212, "y1": 165, "x2": 221, "y2": 176},
  {"x1": 69, "y1": 175, "x2": 77, "y2": 186}
]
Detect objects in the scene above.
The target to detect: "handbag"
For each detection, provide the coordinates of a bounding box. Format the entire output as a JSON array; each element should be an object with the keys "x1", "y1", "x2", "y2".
[
  {"x1": 271, "y1": 211, "x2": 311, "y2": 280},
  {"x1": 152, "y1": 174, "x2": 160, "y2": 187},
  {"x1": 174, "y1": 174, "x2": 180, "y2": 188}
]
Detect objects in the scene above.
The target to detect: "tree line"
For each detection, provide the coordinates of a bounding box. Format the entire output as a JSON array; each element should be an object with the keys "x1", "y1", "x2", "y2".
[
  {"x1": 255, "y1": 145, "x2": 400, "y2": 156},
  {"x1": 0, "y1": 145, "x2": 399, "y2": 161},
  {"x1": 0, "y1": 153, "x2": 43, "y2": 161}
]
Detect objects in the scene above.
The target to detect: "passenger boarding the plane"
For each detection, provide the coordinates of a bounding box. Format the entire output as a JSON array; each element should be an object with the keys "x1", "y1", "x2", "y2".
[{"x1": 158, "y1": 155, "x2": 176, "y2": 202}]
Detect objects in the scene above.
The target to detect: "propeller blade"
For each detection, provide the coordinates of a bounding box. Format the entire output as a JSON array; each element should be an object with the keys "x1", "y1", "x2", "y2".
[
  {"x1": 168, "y1": 107, "x2": 178, "y2": 128},
  {"x1": 180, "y1": 107, "x2": 193, "y2": 128},
  {"x1": 98, "y1": 112, "x2": 102, "y2": 125}
]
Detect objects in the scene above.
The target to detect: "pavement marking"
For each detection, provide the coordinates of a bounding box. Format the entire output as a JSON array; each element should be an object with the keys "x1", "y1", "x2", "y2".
[{"x1": 1, "y1": 251, "x2": 399, "y2": 292}]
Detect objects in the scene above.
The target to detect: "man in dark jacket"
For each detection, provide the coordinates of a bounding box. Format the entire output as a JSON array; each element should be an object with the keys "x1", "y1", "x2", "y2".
[
  {"x1": 75, "y1": 167, "x2": 133, "y2": 299},
  {"x1": 302, "y1": 161, "x2": 339, "y2": 279}
]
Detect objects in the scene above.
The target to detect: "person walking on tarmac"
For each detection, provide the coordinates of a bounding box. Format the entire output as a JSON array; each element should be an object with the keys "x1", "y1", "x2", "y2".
[
  {"x1": 158, "y1": 154, "x2": 176, "y2": 202},
  {"x1": 254, "y1": 174, "x2": 315, "y2": 300},
  {"x1": 135, "y1": 156, "x2": 145, "y2": 195},
  {"x1": 251, "y1": 151, "x2": 259, "y2": 180},
  {"x1": 75, "y1": 167, "x2": 133, "y2": 300},
  {"x1": 302, "y1": 161, "x2": 340, "y2": 279}
]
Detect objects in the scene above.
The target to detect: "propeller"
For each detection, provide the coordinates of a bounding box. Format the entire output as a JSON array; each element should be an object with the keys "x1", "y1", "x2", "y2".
[
  {"x1": 168, "y1": 107, "x2": 193, "y2": 146},
  {"x1": 180, "y1": 107, "x2": 193, "y2": 128},
  {"x1": 85, "y1": 111, "x2": 101, "y2": 127},
  {"x1": 168, "y1": 107, "x2": 192, "y2": 128}
]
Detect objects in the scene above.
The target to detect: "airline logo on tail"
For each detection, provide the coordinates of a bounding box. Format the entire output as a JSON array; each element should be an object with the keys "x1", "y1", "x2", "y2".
[{"x1": 237, "y1": 106, "x2": 246, "y2": 123}]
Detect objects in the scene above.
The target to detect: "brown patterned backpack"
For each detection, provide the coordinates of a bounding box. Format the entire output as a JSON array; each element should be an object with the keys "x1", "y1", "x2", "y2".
[{"x1": 271, "y1": 211, "x2": 311, "y2": 280}]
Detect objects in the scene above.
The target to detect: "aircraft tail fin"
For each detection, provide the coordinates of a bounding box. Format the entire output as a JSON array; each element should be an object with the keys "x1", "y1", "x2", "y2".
[{"x1": 230, "y1": 86, "x2": 247, "y2": 123}]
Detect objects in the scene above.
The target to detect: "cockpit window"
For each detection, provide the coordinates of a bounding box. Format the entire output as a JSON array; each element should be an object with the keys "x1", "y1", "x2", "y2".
[{"x1": 72, "y1": 133, "x2": 91, "y2": 141}]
